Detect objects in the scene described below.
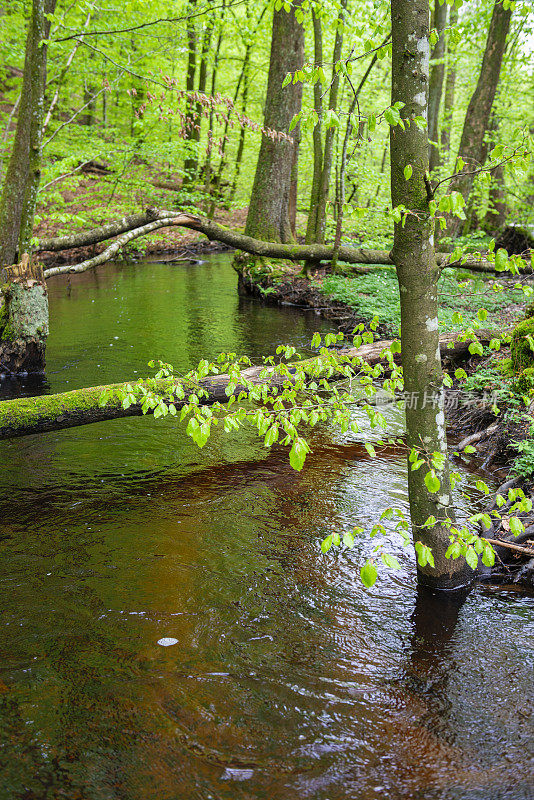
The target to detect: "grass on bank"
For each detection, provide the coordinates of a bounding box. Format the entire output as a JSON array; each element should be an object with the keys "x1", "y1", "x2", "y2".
[{"x1": 317, "y1": 267, "x2": 527, "y2": 335}]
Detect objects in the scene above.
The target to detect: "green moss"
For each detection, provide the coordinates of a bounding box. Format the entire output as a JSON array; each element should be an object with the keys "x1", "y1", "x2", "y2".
[
  {"x1": 514, "y1": 367, "x2": 534, "y2": 395},
  {"x1": 511, "y1": 317, "x2": 534, "y2": 373},
  {"x1": 524, "y1": 302, "x2": 534, "y2": 319},
  {"x1": 495, "y1": 357, "x2": 513, "y2": 378}
]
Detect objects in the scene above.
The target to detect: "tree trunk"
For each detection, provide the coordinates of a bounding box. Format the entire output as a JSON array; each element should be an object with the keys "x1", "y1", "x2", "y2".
[
  {"x1": 428, "y1": 0, "x2": 448, "y2": 173},
  {"x1": 0, "y1": 0, "x2": 55, "y2": 266},
  {"x1": 314, "y1": 0, "x2": 347, "y2": 245},
  {"x1": 0, "y1": 255, "x2": 48, "y2": 374},
  {"x1": 447, "y1": 0, "x2": 512, "y2": 237},
  {"x1": 183, "y1": 0, "x2": 198, "y2": 182},
  {"x1": 439, "y1": 6, "x2": 458, "y2": 166},
  {"x1": 305, "y1": 10, "x2": 324, "y2": 244},
  {"x1": 390, "y1": 0, "x2": 471, "y2": 589},
  {"x1": 244, "y1": 2, "x2": 304, "y2": 242},
  {"x1": 484, "y1": 161, "x2": 507, "y2": 232}
]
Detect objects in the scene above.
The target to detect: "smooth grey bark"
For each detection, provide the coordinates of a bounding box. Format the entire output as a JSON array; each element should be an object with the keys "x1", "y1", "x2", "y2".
[
  {"x1": 428, "y1": 0, "x2": 448, "y2": 173},
  {"x1": 244, "y1": 2, "x2": 304, "y2": 242},
  {"x1": 390, "y1": 0, "x2": 471, "y2": 589},
  {"x1": 447, "y1": 0, "x2": 512, "y2": 236}
]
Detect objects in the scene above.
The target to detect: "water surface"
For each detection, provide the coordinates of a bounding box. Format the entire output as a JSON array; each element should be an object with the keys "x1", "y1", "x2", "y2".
[{"x1": 0, "y1": 256, "x2": 532, "y2": 800}]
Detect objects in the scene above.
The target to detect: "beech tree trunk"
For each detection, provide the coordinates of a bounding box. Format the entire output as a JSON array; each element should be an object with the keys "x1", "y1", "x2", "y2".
[
  {"x1": 244, "y1": 3, "x2": 304, "y2": 242},
  {"x1": 447, "y1": 0, "x2": 512, "y2": 237},
  {"x1": 0, "y1": 0, "x2": 55, "y2": 265},
  {"x1": 305, "y1": 10, "x2": 324, "y2": 244},
  {"x1": 390, "y1": 0, "x2": 471, "y2": 589},
  {"x1": 428, "y1": 0, "x2": 448, "y2": 173}
]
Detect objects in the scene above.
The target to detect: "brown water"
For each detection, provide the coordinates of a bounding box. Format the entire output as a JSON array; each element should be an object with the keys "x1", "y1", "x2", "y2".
[{"x1": 0, "y1": 256, "x2": 532, "y2": 800}]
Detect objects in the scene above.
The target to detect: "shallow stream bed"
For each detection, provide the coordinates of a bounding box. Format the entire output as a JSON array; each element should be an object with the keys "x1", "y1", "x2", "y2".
[{"x1": 0, "y1": 255, "x2": 532, "y2": 800}]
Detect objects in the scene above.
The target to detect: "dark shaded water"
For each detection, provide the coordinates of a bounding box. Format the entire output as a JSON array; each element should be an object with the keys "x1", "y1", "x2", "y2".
[{"x1": 0, "y1": 256, "x2": 532, "y2": 800}]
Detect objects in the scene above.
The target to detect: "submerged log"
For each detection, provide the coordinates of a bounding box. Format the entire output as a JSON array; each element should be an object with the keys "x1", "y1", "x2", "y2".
[
  {"x1": 0, "y1": 332, "x2": 485, "y2": 439},
  {"x1": 0, "y1": 255, "x2": 48, "y2": 374}
]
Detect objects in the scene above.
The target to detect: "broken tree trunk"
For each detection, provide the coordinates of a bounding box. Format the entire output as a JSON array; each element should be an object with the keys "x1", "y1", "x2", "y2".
[
  {"x1": 0, "y1": 332, "x2": 485, "y2": 439},
  {"x1": 0, "y1": 255, "x2": 49, "y2": 374}
]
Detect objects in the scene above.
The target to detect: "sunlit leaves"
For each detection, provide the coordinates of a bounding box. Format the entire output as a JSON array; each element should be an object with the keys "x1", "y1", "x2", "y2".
[{"x1": 360, "y1": 560, "x2": 378, "y2": 588}]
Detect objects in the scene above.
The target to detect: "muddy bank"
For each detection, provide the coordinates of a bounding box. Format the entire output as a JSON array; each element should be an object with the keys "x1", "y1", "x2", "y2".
[{"x1": 237, "y1": 265, "x2": 393, "y2": 337}]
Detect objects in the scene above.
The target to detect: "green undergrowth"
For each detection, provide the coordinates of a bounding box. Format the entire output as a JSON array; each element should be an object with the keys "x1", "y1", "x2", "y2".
[{"x1": 318, "y1": 268, "x2": 526, "y2": 335}]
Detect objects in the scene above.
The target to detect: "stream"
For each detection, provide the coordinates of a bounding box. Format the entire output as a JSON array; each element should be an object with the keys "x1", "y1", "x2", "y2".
[{"x1": 0, "y1": 254, "x2": 532, "y2": 800}]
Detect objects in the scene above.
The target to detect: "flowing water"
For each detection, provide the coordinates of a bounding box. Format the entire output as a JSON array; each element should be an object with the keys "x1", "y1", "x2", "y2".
[{"x1": 0, "y1": 255, "x2": 532, "y2": 800}]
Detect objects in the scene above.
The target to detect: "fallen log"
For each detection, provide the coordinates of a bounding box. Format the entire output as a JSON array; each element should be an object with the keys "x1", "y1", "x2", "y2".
[
  {"x1": 37, "y1": 209, "x2": 504, "y2": 277},
  {"x1": 0, "y1": 332, "x2": 485, "y2": 440}
]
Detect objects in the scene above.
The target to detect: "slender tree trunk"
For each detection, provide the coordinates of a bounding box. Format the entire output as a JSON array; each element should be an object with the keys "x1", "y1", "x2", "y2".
[
  {"x1": 314, "y1": 0, "x2": 347, "y2": 245},
  {"x1": 183, "y1": 0, "x2": 198, "y2": 182},
  {"x1": 244, "y1": 2, "x2": 304, "y2": 242},
  {"x1": 428, "y1": 0, "x2": 448, "y2": 173},
  {"x1": 305, "y1": 10, "x2": 324, "y2": 244},
  {"x1": 229, "y1": 56, "x2": 250, "y2": 203},
  {"x1": 390, "y1": 0, "x2": 471, "y2": 589},
  {"x1": 0, "y1": 0, "x2": 55, "y2": 265},
  {"x1": 439, "y1": 6, "x2": 458, "y2": 166},
  {"x1": 203, "y1": 0, "x2": 225, "y2": 206},
  {"x1": 447, "y1": 0, "x2": 512, "y2": 236}
]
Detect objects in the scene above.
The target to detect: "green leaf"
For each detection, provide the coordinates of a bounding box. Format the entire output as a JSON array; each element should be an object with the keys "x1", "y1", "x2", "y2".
[
  {"x1": 482, "y1": 544, "x2": 495, "y2": 567},
  {"x1": 424, "y1": 470, "x2": 441, "y2": 494},
  {"x1": 381, "y1": 552, "x2": 401, "y2": 570},
  {"x1": 465, "y1": 546, "x2": 478, "y2": 570},
  {"x1": 404, "y1": 164, "x2": 413, "y2": 180},
  {"x1": 321, "y1": 535, "x2": 333, "y2": 553},
  {"x1": 364, "y1": 442, "x2": 376, "y2": 458},
  {"x1": 509, "y1": 516, "x2": 524, "y2": 537},
  {"x1": 343, "y1": 532, "x2": 355, "y2": 548},
  {"x1": 289, "y1": 438, "x2": 308, "y2": 471},
  {"x1": 360, "y1": 560, "x2": 378, "y2": 588},
  {"x1": 282, "y1": 72, "x2": 292, "y2": 88}
]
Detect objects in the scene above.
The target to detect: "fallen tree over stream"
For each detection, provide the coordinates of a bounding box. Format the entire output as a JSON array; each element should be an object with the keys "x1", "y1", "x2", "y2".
[
  {"x1": 0, "y1": 332, "x2": 479, "y2": 439},
  {"x1": 36, "y1": 209, "x2": 511, "y2": 278}
]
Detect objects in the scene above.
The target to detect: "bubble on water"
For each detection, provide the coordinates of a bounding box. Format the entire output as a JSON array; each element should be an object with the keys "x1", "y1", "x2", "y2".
[{"x1": 157, "y1": 637, "x2": 178, "y2": 647}]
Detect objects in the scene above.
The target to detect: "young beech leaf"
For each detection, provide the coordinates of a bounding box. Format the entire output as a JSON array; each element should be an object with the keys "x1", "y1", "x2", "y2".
[
  {"x1": 404, "y1": 164, "x2": 413, "y2": 180},
  {"x1": 360, "y1": 560, "x2": 378, "y2": 588},
  {"x1": 465, "y1": 547, "x2": 478, "y2": 570},
  {"x1": 381, "y1": 552, "x2": 401, "y2": 570},
  {"x1": 321, "y1": 535, "x2": 333, "y2": 554},
  {"x1": 424, "y1": 470, "x2": 441, "y2": 494}
]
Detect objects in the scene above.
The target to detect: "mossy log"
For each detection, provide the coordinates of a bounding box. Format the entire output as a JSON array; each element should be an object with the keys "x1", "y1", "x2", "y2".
[{"x1": 0, "y1": 332, "x2": 485, "y2": 439}]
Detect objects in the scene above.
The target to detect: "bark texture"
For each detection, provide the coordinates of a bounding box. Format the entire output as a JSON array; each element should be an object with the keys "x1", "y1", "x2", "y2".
[
  {"x1": 447, "y1": 0, "x2": 512, "y2": 236},
  {"x1": 0, "y1": 256, "x2": 48, "y2": 374},
  {"x1": 390, "y1": 0, "x2": 471, "y2": 589},
  {"x1": 244, "y1": 3, "x2": 304, "y2": 242},
  {"x1": 439, "y1": 7, "x2": 458, "y2": 165}
]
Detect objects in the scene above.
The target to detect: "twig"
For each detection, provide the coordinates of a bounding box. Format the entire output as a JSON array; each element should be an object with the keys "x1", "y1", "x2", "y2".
[{"x1": 485, "y1": 538, "x2": 534, "y2": 557}]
